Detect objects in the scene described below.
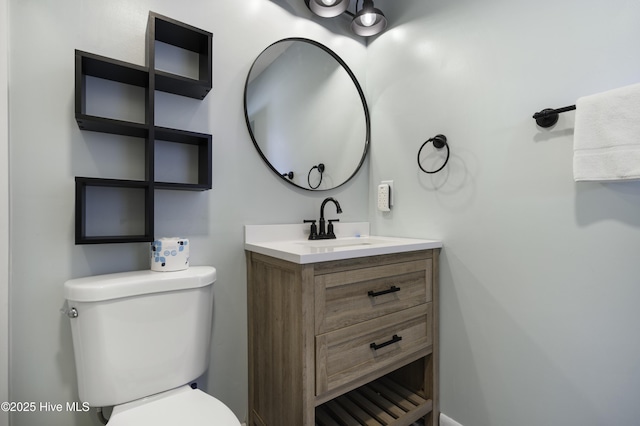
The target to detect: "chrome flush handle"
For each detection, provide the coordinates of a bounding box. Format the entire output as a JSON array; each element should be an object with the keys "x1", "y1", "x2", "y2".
[{"x1": 61, "y1": 306, "x2": 79, "y2": 319}]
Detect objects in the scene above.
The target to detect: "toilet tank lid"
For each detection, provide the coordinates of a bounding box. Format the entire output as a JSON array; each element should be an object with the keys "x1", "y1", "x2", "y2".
[{"x1": 64, "y1": 266, "x2": 216, "y2": 302}]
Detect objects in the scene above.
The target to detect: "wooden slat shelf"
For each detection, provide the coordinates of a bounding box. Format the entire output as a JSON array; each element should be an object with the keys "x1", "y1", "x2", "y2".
[{"x1": 316, "y1": 377, "x2": 432, "y2": 426}]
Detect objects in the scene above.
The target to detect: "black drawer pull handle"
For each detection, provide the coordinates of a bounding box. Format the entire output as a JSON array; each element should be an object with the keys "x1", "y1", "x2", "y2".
[
  {"x1": 367, "y1": 286, "x2": 401, "y2": 298},
  {"x1": 370, "y1": 334, "x2": 402, "y2": 351}
]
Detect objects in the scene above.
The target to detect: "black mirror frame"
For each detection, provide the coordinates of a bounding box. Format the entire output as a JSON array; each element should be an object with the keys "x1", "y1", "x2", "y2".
[{"x1": 243, "y1": 37, "x2": 371, "y2": 191}]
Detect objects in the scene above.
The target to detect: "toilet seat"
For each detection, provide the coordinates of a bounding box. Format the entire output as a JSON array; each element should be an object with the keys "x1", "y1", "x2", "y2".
[{"x1": 107, "y1": 385, "x2": 241, "y2": 426}]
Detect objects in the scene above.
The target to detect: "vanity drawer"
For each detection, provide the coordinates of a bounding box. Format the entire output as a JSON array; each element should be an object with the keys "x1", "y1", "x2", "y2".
[
  {"x1": 315, "y1": 303, "x2": 432, "y2": 396},
  {"x1": 315, "y1": 259, "x2": 432, "y2": 334}
]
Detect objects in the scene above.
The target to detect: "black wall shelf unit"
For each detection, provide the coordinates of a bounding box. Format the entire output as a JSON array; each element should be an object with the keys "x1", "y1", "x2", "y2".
[{"x1": 74, "y1": 12, "x2": 213, "y2": 245}]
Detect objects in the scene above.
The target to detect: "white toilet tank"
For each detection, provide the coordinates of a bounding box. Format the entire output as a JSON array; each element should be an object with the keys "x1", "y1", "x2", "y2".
[{"x1": 64, "y1": 266, "x2": 216, "y2": 407}]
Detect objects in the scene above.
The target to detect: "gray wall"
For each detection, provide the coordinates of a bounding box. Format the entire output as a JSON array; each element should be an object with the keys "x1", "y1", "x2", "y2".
[
  {"x1": 368, "y1": 0, "x2": 640, "y2": 425},
  {"x1": 8, "y1": 1, "x2": 368, "y2": 425}
]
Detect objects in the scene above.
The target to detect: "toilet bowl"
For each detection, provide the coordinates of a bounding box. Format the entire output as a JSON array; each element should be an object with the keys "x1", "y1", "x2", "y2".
[
  {"x1": 64, "y1": 266, "x2": 240, "y2": 425},
  {"x1": 107, "y1": 386, "x2": 240, "y2": 425}
]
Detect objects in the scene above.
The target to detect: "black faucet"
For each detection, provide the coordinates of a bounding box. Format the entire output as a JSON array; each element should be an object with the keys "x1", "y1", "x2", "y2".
[{"x1": 304, "y1": 197, "x2": 342, "y2": 240}]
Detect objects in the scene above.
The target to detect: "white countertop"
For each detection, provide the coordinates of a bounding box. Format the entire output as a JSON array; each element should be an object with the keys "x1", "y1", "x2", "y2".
[{"x1": 244, "y1": 223, "x2": 442, "y2": 264}]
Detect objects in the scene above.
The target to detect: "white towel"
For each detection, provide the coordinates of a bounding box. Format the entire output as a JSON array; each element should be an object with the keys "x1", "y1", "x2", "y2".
[{"x1": 573, "y1": 83, "x2": 640, "y2": 181}]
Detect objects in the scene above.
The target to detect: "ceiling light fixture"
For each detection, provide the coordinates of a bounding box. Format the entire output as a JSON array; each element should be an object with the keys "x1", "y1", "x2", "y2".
[
  {"x1": 305, "y1": 0, "x2": 350, "y2": 18},
  {"x1": 305, "y1": 0, "x2": 387, "y2": 37},
  {"x1": 350, "y1": 0, "x2": 387, "y2": 37}
]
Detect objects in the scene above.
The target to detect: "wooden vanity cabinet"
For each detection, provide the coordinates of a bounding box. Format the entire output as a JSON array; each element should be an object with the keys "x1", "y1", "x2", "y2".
[{"x1": 246, "y1": 249, "x2": 440, "y2": 426}]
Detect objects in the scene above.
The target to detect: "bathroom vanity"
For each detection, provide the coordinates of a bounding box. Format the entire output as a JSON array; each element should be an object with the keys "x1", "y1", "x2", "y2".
[{"x1": 245, "y1": 224, "x2": 442, "y2": 426}]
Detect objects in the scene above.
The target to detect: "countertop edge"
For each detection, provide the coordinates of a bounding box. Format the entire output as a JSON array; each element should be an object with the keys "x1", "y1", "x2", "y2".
[{"x1": 245, "y1": 240, "x2": 442, "y2": 265}]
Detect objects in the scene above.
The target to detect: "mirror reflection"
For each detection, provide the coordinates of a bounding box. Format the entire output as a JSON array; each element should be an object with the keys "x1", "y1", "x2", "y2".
[{"x1": 244, "y1": 38, "x2": 370, "y2": 190}]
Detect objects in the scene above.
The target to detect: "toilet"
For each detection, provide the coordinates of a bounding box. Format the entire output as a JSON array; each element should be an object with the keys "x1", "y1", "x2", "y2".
[{"x1": 64, "y1": 266, "x2": 241, "y2": 425}]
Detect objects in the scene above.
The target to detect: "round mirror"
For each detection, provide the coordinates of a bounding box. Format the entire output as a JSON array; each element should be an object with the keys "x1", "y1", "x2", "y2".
[{"x1": 244, "y1": 38, "x2": 370, "y2": 190}]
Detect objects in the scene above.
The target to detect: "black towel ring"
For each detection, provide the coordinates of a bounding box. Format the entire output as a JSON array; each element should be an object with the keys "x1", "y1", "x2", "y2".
[
  {"x1": 307, "y1": 163, "x2": 325, "y2": 189},
  {"x1": 417, "y1": 134, "x2": 449, "y2": 174}
]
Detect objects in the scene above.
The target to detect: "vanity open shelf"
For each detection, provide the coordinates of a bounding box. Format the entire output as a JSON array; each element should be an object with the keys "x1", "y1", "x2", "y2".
[
  {"x1": 315, "y1": 373, "x2": 433, "y2": 426},
  {"x1": 74, "y1": 12, "x2": 212, "y2": 244},
  {"x1": 246, "y1": 234, "x2": 441, "y2": 426}
]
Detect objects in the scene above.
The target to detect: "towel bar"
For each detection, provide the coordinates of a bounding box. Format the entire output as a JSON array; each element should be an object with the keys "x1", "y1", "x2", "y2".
[{"x1": 533, "y1": 104, "x2": 576, "y2": 128}]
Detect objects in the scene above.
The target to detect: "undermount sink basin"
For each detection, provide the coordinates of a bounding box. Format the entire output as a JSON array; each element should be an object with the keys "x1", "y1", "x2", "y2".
[{"x1": 244, "y1": 223, "x2": 442, "y2": 264}]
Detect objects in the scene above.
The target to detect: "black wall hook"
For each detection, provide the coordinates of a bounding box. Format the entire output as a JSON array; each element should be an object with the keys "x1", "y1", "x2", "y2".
[{"x1": 418, "y1": 134, "x2": 450, "y2": 174}]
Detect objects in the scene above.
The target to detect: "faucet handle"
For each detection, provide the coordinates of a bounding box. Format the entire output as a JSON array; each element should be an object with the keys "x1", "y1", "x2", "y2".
[
  {"x1": 327, "y1": 219, "x2": 340, "y2": 238},
  {"x1": 303, "y1": 220, "x2": 318, "y2": 240}
]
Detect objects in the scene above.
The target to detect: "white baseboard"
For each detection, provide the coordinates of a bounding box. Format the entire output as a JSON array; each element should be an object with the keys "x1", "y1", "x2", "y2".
[{"x1": 441, "y1": 413, "x2": 465, "y2": 426}]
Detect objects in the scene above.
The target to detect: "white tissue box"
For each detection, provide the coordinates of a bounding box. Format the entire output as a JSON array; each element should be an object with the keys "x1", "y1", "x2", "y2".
[{"x1": 151, "y1": 238, "x2": 189, "y2": 272}]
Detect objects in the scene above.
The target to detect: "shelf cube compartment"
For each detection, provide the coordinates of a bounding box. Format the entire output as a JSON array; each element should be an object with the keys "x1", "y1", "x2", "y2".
[
  {"x1": 154, "y1": 127, "x2": 212, "y2": 190},
  {"x1": 148, "y1": 12, "x2": 213, "y2": 99},
  {"x1": 75, "y1": 177, "x2": 153, "y2": 244},
  {"x1": 75, "y1": 50, "x2": 151, "y2": 133}
]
